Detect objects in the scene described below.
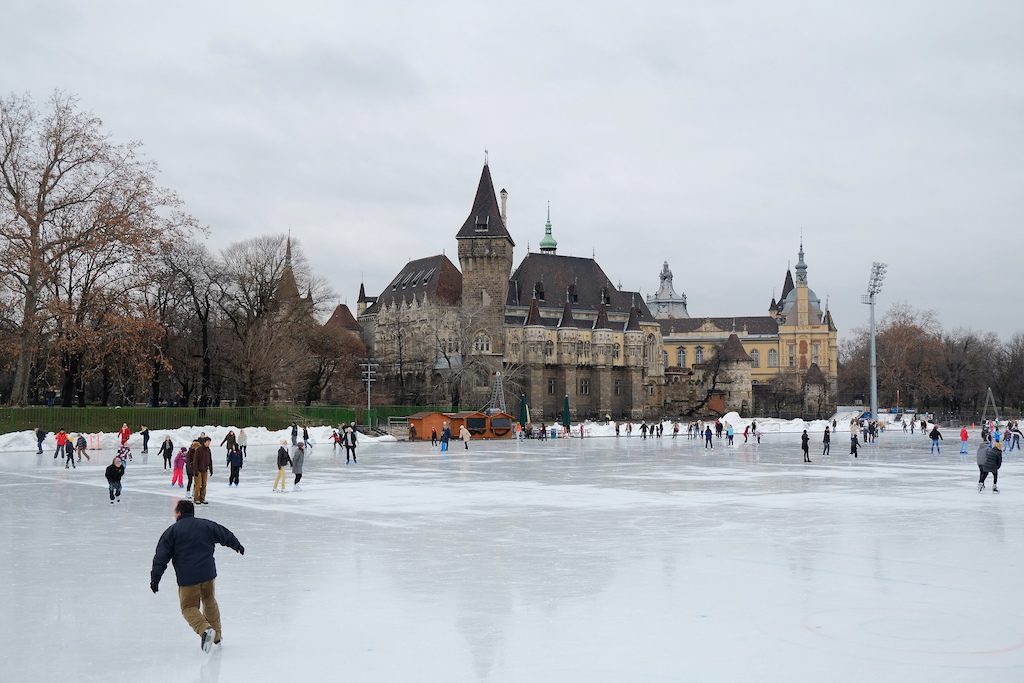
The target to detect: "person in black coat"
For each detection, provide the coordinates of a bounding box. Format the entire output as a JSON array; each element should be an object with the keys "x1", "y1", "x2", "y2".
[
  {"x1": 801, "y1": 430, "x2": 811, "y2": 463},
  {"x1": 822, "y1": 427, "x2": 831, "y2": 456},
  {"x1": 159, "y1": 436, "x2": 175, "y2": 470},
  {"x1": 34, "y1": 427, "x2": 45, "y2": 455},
  {"x1": 226, "y1": 445, "x2": 243, "y2": 487},
  {"x1": 150, "y1": 499, "x2": 244, "y2": 651},
  {"x1": 274, "y1": 442, "x2": 293, "y2": 492},
  {"x1": 105, "y1": 456, "x2": 125, "y2": 503},
  {"x1": 977, "y1": 440, "x2": 1003, "y2": 493},
  {"x1": 140, "y1": 425, "x2": 150, "y2": 454}
]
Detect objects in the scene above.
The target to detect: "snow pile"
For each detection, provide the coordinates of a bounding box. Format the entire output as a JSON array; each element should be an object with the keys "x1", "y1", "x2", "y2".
[{"x1": 0, "y1": 424, "x2": 395, "y2": 453}]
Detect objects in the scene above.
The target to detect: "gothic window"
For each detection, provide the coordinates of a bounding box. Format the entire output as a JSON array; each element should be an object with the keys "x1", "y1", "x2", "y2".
[
  {"x1": 510, "y1": 342, "x2": 520, "y2": 357},
  {"x1": 473, "y1": 332, "x2": 491, "y2": 354},
  {"x1": 768, "y1": 349, "x2": 779, "y2": 367},
  {"x1": 676, "y1": 346, "x2": 686, "y2": 367},
  {"x1": 579, "y1": 378, "x2": 590, "y2": 396},
  {"x1": 548, "y1": 378, "x2": 556, "y2": 395},
  {"x1": 750, "y1": 349, "x2": 760, "y2": 368},
  {"x1": 662, "y1": 350, "x2": 668, "y2": 368},
  {"x1": 695, "y1": 346, "x2": 705, "y2": 365},
  {"x1": 812, "y1": 343, "x2": 820, "y2": 366},
  {"x1": 787, "y1": 344, "x2": 796, "y2": 368},
  {"x1": 613, "y1": 344, "x2": 621, "y2": 359},
  {"x1": 584, "y1": 342, "x2": 590, "y2": 356},
  {"x1": 614, "y1": 379, "x2": 623, "y2": 395},
  {"x1": 544, "y1": 340, "x2": 554, "y2": 357}
]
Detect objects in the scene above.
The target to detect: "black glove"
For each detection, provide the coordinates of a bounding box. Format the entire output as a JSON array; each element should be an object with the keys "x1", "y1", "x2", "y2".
[
  {"x1": 151, "y1": 582, "x2": 159, "y2": 594},
  {"x1": 238, "y1": 545, "x2": 245, "y2": 556}
]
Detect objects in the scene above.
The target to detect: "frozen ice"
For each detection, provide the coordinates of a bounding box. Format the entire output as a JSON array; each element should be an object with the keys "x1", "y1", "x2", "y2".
[{"x1": 1, "y1": 429, "x2": 1022, "y2": 682}]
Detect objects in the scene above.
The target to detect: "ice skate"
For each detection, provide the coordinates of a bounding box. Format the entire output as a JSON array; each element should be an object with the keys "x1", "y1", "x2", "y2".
[
  {"x1": 201, "y1": 628, "x2": 215, "y2": 653},
  {"x1": 978, "y1": 482, "x2": 985, "y2": 492},
  {"x1": 993, "y1": 486, "x2": 999, "y2": 493}
]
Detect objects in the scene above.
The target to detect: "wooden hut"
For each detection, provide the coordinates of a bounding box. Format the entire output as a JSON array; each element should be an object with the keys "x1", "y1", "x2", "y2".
[{"x1": 405, "y1": 411, "x2": 447, "y2": 442}]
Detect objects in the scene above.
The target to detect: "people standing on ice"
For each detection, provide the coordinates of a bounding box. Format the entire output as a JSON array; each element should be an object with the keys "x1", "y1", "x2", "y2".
[
  {"x1": 850, "y1": 432, "x2": 859, "y2": 458},
  {"x1": 76, "y1": 433, "x2": 89, "y2": 463},
  {"x1": 237, "y1": 429, "x2": 247, "y2": 458},
  {"x1": 343, "y1": 422, "x2": 358, "y2": 463},
  {"x1": 1010, "y1": 422, "x2": 1022, "y2": 452},
  {"x1": 902, "y1": 420, "x2": 908, "y2": 433},
  {"x1": 715, "y1": 420, "x2": 723, "y2": 438},
  {"x1": 226, "y1": 445, "x2": 242, "y2": 487},
  {"x1": 430, "y1": 427, "x2": 438, "y2": 446},
  {"x1": 673, "y1": 422, "x2": 680, "y2": 438},
  {"x1": 117, "y1": 443, "x2": 133, "y2": 462},
  {"x1": 822, "y1": 427, "x2": 831, "y2": 456},
  {"x1": 159, "y1": 436, "x2": 175, "y2": 470},
  {"x1": 801, "y1": 430, "x2": 811, "y2": 462},
  {"x1": 920, "y1": 419, "x2": 927, "y2": 433},
  {"x1": 625, "y1": 422, "x2": 632, "y2": 437},
  {"x1": 140, "y1": 425, "x2": 150, "y2": 454},
  {"x1": 53, "y1": 428, "x2": 67, "y2": 460},
  {"x1": 832, "y1": 418, "x2": 837, "y2": 430},
  {"x1": 105, "y1": 455, "x2": 125, "y2": 503},
  {"x1": 150, "y1": 499, "x2": 244, "y2": 653},
  {"x1": 458, "y1": 423, "x2": 471, "y2": 449},
  {"x1": 743, "y1": 425, "x2": 749, "y2": 443},
  {"x1": 302, "y1": 426, "x2": 311, "y2": 449},
  {"x1": 977, "y1": 437, "x2": 1003, "y2": 493},
  {"x1": 291, "y1": 442, "x2": 305, "y2": 489},
  {"x1": 440, "y1": 422, "x2": 451, "y2": 452},
  {"x1": 192, "y1": 437, "x2": 213, "y2": 505},
  {"x1": 220, "y1": 430, "x2": 237, "y2": 455},
  {"x1": 274, "y1": 441, "x2": 292, "y2": 492},
  {"x1": 185, "y1": 441, "x2": 198, "y2": 497},
  {"x1": 331, "y1": 429, "x2": 341, "y2": 449},
  {"x1": 929, "y1": 425, "x2": 943, "y2": 454},
  {"x1": 172, "y1": 447, "x2": 187, "y2": 488},
  {"x1": 959, "y1": 427, "x2": 969, "y2": 455},
  {"x1": 640, "y1": 422, "x2": 648, "y2": 439},
  {"x1": 35, "y1": 427, "x2": 45, "y2": 455},
  {"x1": 290, "y1": 422, "x2": 298, "y2": 446},
  {"x1": 704, "y1": 425, "x2": 714, "y2": 449},
  {"x1": 726, "y1": 423, "x2": 735, "y2": 446},
  {"x1": 64, "y1": 436, "x2": 76, "y2": 468},
  {"x1": 119, "y1": 423, "x2": 131, "y2": 447},
  {"x1": 910, "y1": 420, "x2": 915, "y2": 435}
]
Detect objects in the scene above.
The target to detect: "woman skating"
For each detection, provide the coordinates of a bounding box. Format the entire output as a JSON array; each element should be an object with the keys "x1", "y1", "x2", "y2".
[
  {"x1": 292, "y1": 442, "x2": 305, "y2": 489},
  {"x1": 237, "y1": 429, "x2": 248, "y2": 458},
  {"x1": 977, "y1": 439, "x2": 1003, "y2": 493},
  {"x1": 159, "y1": 436, "x2": 175, "y2": 469},
  {"x1": 801, "y1": 430, "x2": 811, "y2": 463},
  {"x1": 822, "y1": 427, "x2": 831, "y2": 456},
  {"x1": 227, "y1": 445, "x2": 243, "y2": 487},
  {"x1": 172, "y1": 447, "x2": 187, "y2": 488},
  {"x1": 274, "y1": 441, "x2": 293, "y2": 492}
]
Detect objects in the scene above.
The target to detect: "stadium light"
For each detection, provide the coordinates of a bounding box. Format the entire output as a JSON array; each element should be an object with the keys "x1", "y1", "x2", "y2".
[{"x1": 861, "y1": 262, "x2": 887, "y2": 421}]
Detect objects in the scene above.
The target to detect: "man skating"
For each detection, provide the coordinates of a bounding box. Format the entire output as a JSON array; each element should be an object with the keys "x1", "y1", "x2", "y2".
[
  {"x1": 801, "y1": 430, "x2": 811, "y2": 463},
  {"x1": 150, "y1": 499, "x2": 244, "y2": 652},
  {"x1": 105, "y1": 455, "x2": 125, "y2": 503},
  {"x1": 192, "y1": 437, "x2": 213, "y2": 505},
  {"x1": 977, "y1": 438, "x2": 1003, "y2": 493},
  {"x1": 343, "y1": 423, "x2": 358, "y2": 463},
  {"x1": 929, "y1": 425, "x2": 943, "y2": 454}
]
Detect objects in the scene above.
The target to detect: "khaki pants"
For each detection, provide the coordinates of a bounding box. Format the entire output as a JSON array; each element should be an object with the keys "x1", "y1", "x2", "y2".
[
  {"x1": 178, "y1": 579, "x2": 221, "y2": 642},
  {"x1": 274, "y1": 467, "x2": 287, "y2": 490},
  {"x1": 194, "y1": 470, "x2": 209, "y2": 503}
]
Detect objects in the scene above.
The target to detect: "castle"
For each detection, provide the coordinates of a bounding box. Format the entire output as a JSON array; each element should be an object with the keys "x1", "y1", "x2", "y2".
[{"x1": 357, "y1": 163, "x2": 837, "y2": 419}]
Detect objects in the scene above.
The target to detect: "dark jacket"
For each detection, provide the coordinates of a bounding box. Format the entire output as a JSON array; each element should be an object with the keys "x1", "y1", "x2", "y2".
[
  {"x1": 277, "y1": 446, "x2": 293, "y2": 468},
  {"x1": 35, "y1": 429, "x2": 46, "y2": 443},
  {"x1": 105, "y1": 464, "x2": 125, "y2": 483},
  {"x1": 930, "y1": 427, "x2": 942, "y2": 440},
  {"x1": 193, "y1": 444, "x2": 213, "y2": 475},
  {"x1": 343, "y1": 428, "x2": 358, "y2": 447},
  {"x1": 801, "y1": 433, "x2": 809, "y2": 450},
  {"x1": 220, "y1": 433, "x2": 237, "y2": 449},
  {"x1": 76, "y1": 435, "x2": 87, "y2": 449},
  {"x1": 159, "y1": 440, "x2": 174, "y2": 459},
  {"x1": 227, "y1": 450, "x2": 243, "y2": 468},
  {"x1": 977, "y1": 445, "x2": 1002, "y2": 473},
  {"x1": 150, "y1": 514, "x2": 243, "y2": 588}
]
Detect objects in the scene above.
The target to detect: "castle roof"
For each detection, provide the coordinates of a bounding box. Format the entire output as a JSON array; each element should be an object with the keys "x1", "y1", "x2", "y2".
[
  {"x1": 804, "y1": 363, "x2": 827, "y2": 385},
  {"x1": 524, "y1": 297, "x2": 543, "y2": 326},
  {"x1": 507, "y1": 253, "x2": 654, "y2": 321},
  {"x1": 324, "y1": 304, "x2": 363, "y2": 334},
  {"x1": 778, "y1": 270, "x2": 795, "y2": 307},
  {"x1": 593, "y1": 304, "x2": 610, "y2": 330},
  {"x1": 558, "y1": 300, "x2": 575, "y2": 328},
  {"x1": 455, "y1": 164, "x2": 514, "y2": 245},
  {"x1": 658, "y1": 316, "x2": 779, "y2": 337},
  {"x1": 363, "y1": 254, "x2": 462, "y2": 315},
  {"x1": 824, "y1": 308, "x2": 837, "y2": 331},
  {"x1": 357, "y1": 282, "x2": 374, "y2": 303},
  {"x1": 625, "y1": 306, "x2": 642, "y2": 331},
  {"x1": 717, "y1": 333, "x2": 752, "y2": 362}
]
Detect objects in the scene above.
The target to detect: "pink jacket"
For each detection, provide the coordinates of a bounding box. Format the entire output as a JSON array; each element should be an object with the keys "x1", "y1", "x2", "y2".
[{"x1": 172, "y1": 452, "x2": 186, "y2": 470}]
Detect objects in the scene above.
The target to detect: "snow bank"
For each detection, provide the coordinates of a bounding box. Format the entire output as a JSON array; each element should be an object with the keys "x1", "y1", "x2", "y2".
[{"x1": 0, "y1": 425, "x2": 395, "y2": 453}]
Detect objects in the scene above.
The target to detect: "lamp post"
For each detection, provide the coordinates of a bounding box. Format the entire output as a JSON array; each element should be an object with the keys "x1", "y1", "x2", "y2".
[{"x1": 861, "y1": 262, "x2": 887, "y2": 421}]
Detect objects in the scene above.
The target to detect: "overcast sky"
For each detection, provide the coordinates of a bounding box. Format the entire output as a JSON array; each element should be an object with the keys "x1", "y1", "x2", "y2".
[{"x1": 6, "y1": 0, "x2": 1022, "y2": 339}]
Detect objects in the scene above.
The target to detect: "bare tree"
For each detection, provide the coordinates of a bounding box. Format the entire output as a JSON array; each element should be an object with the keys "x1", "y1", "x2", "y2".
[{"x1": 0, "y1": 92, "x2": 187, "y2": 404}]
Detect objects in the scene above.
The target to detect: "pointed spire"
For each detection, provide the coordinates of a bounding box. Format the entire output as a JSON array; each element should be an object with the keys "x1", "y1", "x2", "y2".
[
  {"x1": 795, "y1": 237, "x2": 808, "y2": 284},
  {"x1": 718, "y1": 334, "x2": 752, "y2": 362},
  {"x1": 558, "y1": 299, "x2": 575, "y2": 328},
  {"x1": 539, "y1": 201, "x2": 558, "y2": 254},
  {"x1": 780, "y1": 269, "x2": 795, "y2": 304},
  {"x1": 524, "y1": 296, "x2": 542, "y2": 326},
  {"x1": 593, "y1": 303, "x2": 610, "y2": 330},
  {"x1": 625, "y1": 306, "x2": 641, "y2": 331},
  {"x1": 456, "y1": 163, "x2": 514, "y2": 245},
  {"x1": 286, "y1": 230, "x2": 293, "y2": 270},
  {"x1": 358, "y1": 282, "x2": 368, "y2": 302}
]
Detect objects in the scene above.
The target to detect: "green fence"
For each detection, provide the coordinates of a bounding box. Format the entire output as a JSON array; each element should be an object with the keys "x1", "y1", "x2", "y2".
[{"x1": 0, "y1": 405, "x2": 452, "y2": 434}]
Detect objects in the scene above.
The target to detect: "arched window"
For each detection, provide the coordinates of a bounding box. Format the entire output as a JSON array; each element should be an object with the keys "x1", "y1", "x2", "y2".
[
  {"x1": 544, "y1": 340, "x2": 554, "y2": 357},
  {"x1": 768, "y1": 349, "x2": 779, "y2": 367},
  {"x1": 750, "y1": 349, "x2": 760, "y2": 368},
  {"x1": 613, "y1": 343, "x2": 621, "y2": 359},
  {"x1": 695, "y1": 346, "x2": 705, "y2": 364},
  {"x1": 662, "y1": 350, "x2": 668, "y2": 368},
  {"x1": 676, "y1": 347, "x2": 686, "y2": 367},
  {"x1": 473, "y1": 332, "x2": 491, "y2": 354}
]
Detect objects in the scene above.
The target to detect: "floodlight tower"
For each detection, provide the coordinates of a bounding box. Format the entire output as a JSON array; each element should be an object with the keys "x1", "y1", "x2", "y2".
[{"x1": 861, "y1": 262, "x2": 887, "y2": 421}]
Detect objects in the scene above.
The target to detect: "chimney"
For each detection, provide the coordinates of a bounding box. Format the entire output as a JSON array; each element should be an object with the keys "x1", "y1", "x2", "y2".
[{"x1": 500, "y1": 188, "x2": 508, "y2": 226}]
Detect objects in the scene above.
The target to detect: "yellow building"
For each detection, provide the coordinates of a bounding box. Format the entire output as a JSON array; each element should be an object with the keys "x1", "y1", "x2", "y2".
[{"x1": 654, "y1": 242, "x2": 838, "y2": 415}]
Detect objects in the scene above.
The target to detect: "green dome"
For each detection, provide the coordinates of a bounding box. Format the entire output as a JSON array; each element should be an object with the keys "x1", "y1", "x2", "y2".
[{"x1": 539, "y1": 202, "x2": 557, "y2": 253}]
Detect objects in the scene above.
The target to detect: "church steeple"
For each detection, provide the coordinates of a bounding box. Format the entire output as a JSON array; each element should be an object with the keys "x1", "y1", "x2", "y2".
[
  {"x1": 539, "y1": 201, "x2": 558, "y2": 254},
  {"x1": 795, "y1": 238, "x2": 808, "y2": 285}
]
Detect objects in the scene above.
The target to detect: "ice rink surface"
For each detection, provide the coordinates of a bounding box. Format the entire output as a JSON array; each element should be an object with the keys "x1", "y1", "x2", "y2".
[{"x1": 2, "y1": 431, "x2": 1022, "y2": 682}]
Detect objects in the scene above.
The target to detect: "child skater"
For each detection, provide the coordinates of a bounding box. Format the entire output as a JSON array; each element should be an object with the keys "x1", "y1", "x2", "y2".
[
  {"x1": 105, "y1": 455, "x2": 125, "y2": 503},
  {"x1": 171, "y1": 447, "x2": 187, "y2": 488}
]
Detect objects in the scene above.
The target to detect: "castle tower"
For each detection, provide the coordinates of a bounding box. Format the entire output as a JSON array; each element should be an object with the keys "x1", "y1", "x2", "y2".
[
  {"x1": 456, "y1": 162, "x2": 515, "y2": 402},
  {"x1": 539, "y1": 202, "x2": 558, "y2": 254},
  {"x1": 647, "y1": 261, "x2": 689, "y2": 319}
]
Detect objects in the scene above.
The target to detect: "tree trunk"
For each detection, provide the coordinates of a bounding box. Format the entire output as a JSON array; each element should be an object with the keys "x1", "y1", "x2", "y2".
[
  {"x1": 61, "y1": 352, "x2": 81, "y2": 407},
  {"x1": 150, "y1": 357, "x2": 162, "y2": 407},
  {"x1": 101, "y1": 366, "x2": 111, "y2": 406},
  {"x1": 10, "y1": 269, "x2": 40, "y2": 406}
]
